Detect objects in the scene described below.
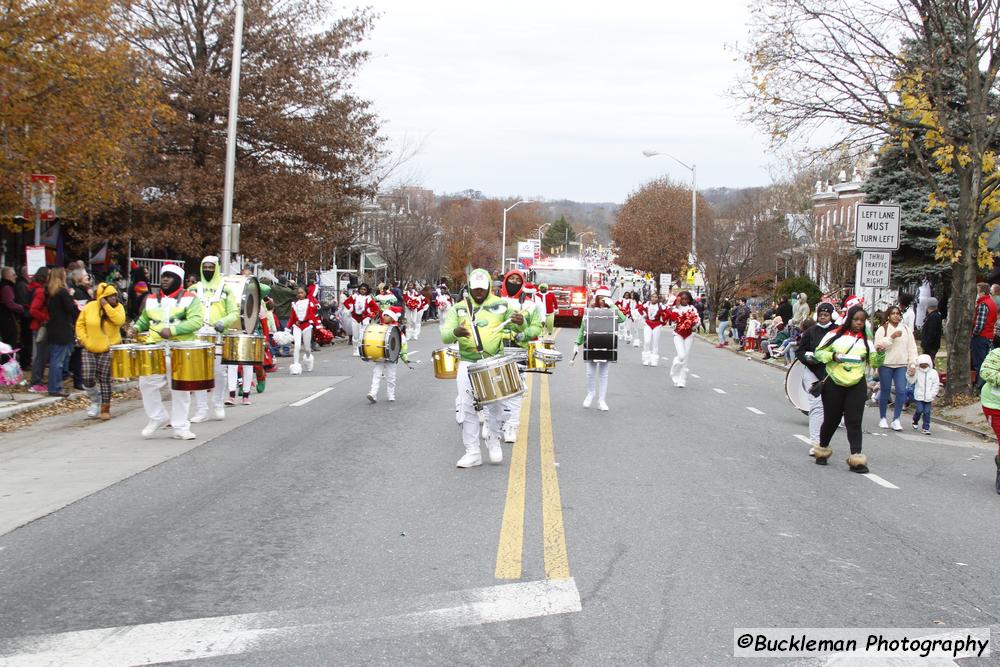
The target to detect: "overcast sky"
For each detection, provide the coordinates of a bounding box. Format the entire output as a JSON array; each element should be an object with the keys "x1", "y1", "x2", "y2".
[{"x1": 353, "y1": 0, "x2": 775, "y2": 203}]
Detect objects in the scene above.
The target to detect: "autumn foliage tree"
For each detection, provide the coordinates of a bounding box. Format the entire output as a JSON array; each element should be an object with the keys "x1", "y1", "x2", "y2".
[
  {"x1": 612, "y1": 177, "x2": 711, "y2": 283},
  {"x1": 116, "y1": 0, "x2": 383, "y2": 264},
  {"x1": 0, "y1": 0, "x2": 161, "y2": 227}
]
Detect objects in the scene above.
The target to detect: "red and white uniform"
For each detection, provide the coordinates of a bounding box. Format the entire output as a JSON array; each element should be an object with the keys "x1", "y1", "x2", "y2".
[
  {"x1": 343, "y1": 292, "x2": 379, "y2": 353},
  {"x1": 544, "y1": 291, "x2": 558, "y2": 316},
  {"x1": 286, "y1": 298, "x2": 320, "y2": 374},
  {"x1": 403, "y1": 289, "x2": 428, "y2": 340},
  {"x1": 665, "y1": 304, "x2": 700, "y2": 387},
  {"x1": 369, "y1": 308, "x2": 407, "y2": 402},
  {"x1": 639, "y1": 301, "x2": 669, "y2": 366}
]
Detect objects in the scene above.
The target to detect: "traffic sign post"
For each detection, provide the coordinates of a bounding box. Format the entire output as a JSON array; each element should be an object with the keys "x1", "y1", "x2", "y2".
[{"x1": 859, "y1": 251, "x2": 891, "y2": 288}]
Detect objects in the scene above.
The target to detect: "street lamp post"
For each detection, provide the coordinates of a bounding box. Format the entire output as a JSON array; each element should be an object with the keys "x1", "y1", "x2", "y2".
[
  {"x1": 501, "y1": 200, "x2": 534, "y2": 270},
  {"x1": 220, "y1": 0, "x2": 245, "y2": 274},
  {"x1": 642, "y1": 149, "x2": 697, "y2": 266}
]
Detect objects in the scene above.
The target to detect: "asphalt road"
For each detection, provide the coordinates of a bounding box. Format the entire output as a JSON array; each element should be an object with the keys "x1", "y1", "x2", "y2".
[{"x1": 0, "y1": 325, "x2": 997, "y2": 665}]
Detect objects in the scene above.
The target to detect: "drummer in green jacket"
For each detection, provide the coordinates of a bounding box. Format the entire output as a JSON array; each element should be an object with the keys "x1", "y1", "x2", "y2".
[
  {"x1": 573, "y1": 285, "x2": 625, "y2": 411},
  {"x1": 441, "y1": 268, "x2": 526, "y2": 468}
]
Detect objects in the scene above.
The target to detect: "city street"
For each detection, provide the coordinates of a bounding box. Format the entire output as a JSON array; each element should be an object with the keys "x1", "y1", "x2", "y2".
[{"x1": 0, "y1": 326, "x2": 997, "y2": 665}]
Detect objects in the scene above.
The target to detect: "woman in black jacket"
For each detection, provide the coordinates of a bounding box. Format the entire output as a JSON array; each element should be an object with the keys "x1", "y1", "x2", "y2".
[
  {"x1": 795, "y1": 302, "x2": 836, "y2": 451},
  {"x1": 45, "y1": 268, "x2": 77, "y2": 397}
]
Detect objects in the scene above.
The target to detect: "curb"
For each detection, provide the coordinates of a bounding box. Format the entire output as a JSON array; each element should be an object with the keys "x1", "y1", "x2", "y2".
[
  {"x1": 696, "y1": 333, "x2": 993, "y2": 441},
  {"x1": 0, "y1": 380, "x2": 139, "y2": 422}
]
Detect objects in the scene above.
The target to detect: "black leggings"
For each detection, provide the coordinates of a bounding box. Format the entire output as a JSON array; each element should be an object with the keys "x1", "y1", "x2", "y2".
[{"x1": 819, "y1": 379, "x2": 866, "y2": 454}]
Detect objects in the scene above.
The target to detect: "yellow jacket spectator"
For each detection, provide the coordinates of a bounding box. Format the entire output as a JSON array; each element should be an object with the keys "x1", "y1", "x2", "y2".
[{"x1": 75, "y1": 283, "x2": 126, "y2": 421}]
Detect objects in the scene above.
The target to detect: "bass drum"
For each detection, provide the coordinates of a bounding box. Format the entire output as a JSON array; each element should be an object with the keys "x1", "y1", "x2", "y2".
[
  {"x1": 784, "y1": 360, "x2": 811, "y2": 415},
  {"x1": 583, "y1": 308, "x2": 618, "y2": 362},
  {"x1": 223, "y1": 275, "x2": 261, "y2": 334}
]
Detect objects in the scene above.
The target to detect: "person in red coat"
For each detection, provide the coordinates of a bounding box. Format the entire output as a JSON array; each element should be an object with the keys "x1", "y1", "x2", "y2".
[
  {"x1": 403, "y1": 282, "x2": 428, "y2": 341},
  {"x1": 342, "y1": 284, "x2": 379, "y2": 355},
  {"x1": 286, "y1": 287, "x2": 320, "y2": 374},
  {"x1": 539, "y1": 283, "x2": 558, "y2": 336}
]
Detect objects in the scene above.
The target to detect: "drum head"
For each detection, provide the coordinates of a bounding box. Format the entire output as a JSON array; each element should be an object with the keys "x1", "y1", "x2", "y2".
[
  {"x1": 784, "y1": 360, "x2": 811, "y2": 415},
  {"x1": 224, "y1": 275, "x2": 261, "y2": 334},
  {"x1": 384, "y1": 325, "x2": 401, "y2": 362}
]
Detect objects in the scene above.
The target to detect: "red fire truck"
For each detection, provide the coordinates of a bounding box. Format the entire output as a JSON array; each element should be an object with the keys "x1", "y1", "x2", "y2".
[{"x1": 529, "y1": 259, "x2": 589, "y2": 326}]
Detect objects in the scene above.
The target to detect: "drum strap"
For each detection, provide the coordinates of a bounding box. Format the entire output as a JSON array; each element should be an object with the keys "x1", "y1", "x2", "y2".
[{"x1": 465, "y1": 295, "x2": 486, "y2": 356}]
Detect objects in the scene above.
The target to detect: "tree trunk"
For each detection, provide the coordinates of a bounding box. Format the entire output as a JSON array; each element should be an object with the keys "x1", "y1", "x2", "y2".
[{"x1": 942, "y1": 228, "x2": 979, "y2": 400}]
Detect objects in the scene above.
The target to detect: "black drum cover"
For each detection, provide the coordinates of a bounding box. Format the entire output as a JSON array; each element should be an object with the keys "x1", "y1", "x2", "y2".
[{"x1": 584, "y1": 308, "x2": 618, "y2": 362}]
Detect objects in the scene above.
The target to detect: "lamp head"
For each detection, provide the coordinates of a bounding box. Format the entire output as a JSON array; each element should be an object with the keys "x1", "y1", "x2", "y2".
[{"x1": 641, "y1": 149, "x2": 658, "y2": 157}]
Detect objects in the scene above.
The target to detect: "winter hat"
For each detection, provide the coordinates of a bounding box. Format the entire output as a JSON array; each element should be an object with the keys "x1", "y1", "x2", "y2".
[
  {"x1": 925, "y1": 297, "x2": 938, "y2": 309},
  {"x1": 384, "y1": 306, "x2": 402, "y2": 321},
  {"x1": 844, "y1": 294, "x2": 864, "y2": 309},
  {"x1": 817, "y1": 303, "x2": 835, "y2": 315},
  {"x1": 161, "y1": 264, "x2": 184, "y2": 281},
  {"x1": 523, "y1": 283, "x2": 537, "y2": 294},
  {"x1": 595, "y1": 285, "x2": 611, "y2": 298},
  {"x1": 134, "y1": 281, "x2": 149, "y2": 295}
]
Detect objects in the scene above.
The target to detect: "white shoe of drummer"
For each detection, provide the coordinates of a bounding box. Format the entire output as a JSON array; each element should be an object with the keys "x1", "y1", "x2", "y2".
[
  {"x1": 597, "y1": 399, "x2": 609, "y2": 411},
  {"x1": 172, "y1": 429, "x2": 197, "y2": 441},
  {"x1": 304, "y1": 356, "x2": 315, "y2": 372},
  {"x1": 189, "y1": 409, "x2": 209, "y2": 424},
  {"x1": 583, "y1": 392, "x2": 594, "y2": 408},
  {"x1": 642, "y1": 352, "x2": 650, "y2": 366},
  {"x1": 456, "y1": 447, "x2": 482, "y2": 468},
  {"x1": 633, "y1": 340, "x2": 641, "y2": 348},
  {"x1": 503, "y1": 423, "x2": 517, "y2": 443},
  {"x1": 213, "y1": 407, "x2": 226, "y2": 421},
  {"x1": 651, "y1": 356, "x2": 659, "y2": 367},
  {"x1": 485, "y1": 434, "x2": 503, "y2": 464},
  {"x1": 289, "y1": 362, "x2": 303, "y2": 376},
  {"x1": 141, "y1": 417, "x2": 169, "y2": 438}
]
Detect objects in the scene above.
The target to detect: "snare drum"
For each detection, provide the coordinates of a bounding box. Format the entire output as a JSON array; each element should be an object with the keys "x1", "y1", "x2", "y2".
[
  {"x1": 503, "y1": 346, "x2": 529, "y2": 363},
  {"x1": 221, "y1": 333, "x2": 265, "y2": 365},
  {"x1": 359, "y1": 324, "x2": 401, "y2": 363},
  {"x1": 583, "y1": 308, "x2": 618, "y2": 362},
  {"x1": 467, "y1": 355, "x2": 525, "y2": 405},
  {"x1": 528, "y1": 339, "x2": 562, "y2": 370},
  {"x1": 195, "y1": 331, "x2": 220, "y2": 346},
  {"x1": 169, "y1": 341, "x2": 215, "y2": 391},
  {"x1": 784, "y1": 360, "x2": 811, "y2": 415},
  {"x1": 109, "y1": 344, "x2": 137, "y2": 380},
  {"x1": 134, "y1": 344, "x2": 168, "y2": 377},
  {"x1": 432, "y1": 346, "x2": 460, "y2": 379}
]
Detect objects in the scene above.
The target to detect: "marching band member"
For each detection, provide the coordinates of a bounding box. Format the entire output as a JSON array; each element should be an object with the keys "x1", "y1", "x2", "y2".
[
  {"x1": 539, "y1": 283, "x2": 557, "y2": 336},
  {"x1": 627, "y1": 291, "x2": 643, "y2": 347},
  {"x1": 367, "y1": 306, "x2": 409, "y2": 403},
  {"x1": 499, "y1": 270, "x2": 543, "y2": 443},
  {"x1": 665, "y1": 290, "x2": 700, "y2": 388},
  {"x1": 191, "y1": 256, "x2": 240, "y2": 423},
  {"x1": 639, "y1": 292, "x2": 668, "y2": 366},
  {"x1": 441, "y1": 268, "x2": 526, "y2": 468},
  {"x1": 615, "y1": 291, "x2": 632, "y2": 344},
  {"x1": 403, "y1": 282, "x2": 427, "y2": 340},
  {"x1": 133, "y1": 264, "x2": 204, "y2": 440},
  {"x1": 343, "y1": 284, "x2": 379, "y2": 356},
  {"x1": 573, "y1": 286, "x2": 624, "y2": 410},
  {"x1": 286, "y1": 287, "x2": 320, "y2": 375},
  {"x1": 435, "y1": 283, "x2": 453, "y2": 321},
  {"x1": 375, "y1": 283, "x2": 398, "y2": 312}
]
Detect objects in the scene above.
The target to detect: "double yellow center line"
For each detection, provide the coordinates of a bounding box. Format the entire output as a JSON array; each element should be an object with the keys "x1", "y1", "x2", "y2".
[{"x1": 494, "y1": 335, "x2": 570, "y2": 580}]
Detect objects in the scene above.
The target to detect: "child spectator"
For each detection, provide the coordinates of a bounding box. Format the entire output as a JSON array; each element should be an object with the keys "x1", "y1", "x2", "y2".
[{"x1": 909, "y1": 353, "x2": 940, "y2": 435}]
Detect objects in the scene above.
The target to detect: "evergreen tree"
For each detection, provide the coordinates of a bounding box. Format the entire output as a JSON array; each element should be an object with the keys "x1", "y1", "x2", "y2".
[{"x1": 542, "y1": 216, "x2": 576, "y2": 255}]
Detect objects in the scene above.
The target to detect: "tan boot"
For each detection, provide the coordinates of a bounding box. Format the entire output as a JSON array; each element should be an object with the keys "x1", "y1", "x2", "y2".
[{"x1": 99, "y1": 403, "x2": 111, "y2": 421}]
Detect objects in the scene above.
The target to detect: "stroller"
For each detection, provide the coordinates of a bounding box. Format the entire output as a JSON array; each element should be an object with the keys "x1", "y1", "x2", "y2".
[{"x1": 0, "y1": 342, "x2": 24, "y2": 399}]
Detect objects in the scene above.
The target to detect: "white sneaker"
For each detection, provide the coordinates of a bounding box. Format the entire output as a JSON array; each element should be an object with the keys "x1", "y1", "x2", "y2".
[
  {"x1": 352, "y1": 349, "x2": 360, "y2": 357},
  {"x1": 367, "y1": 394, "x2": 376, "y2": 404},
  {"x1": 503, "y1": 424, "x2": 517, "y2": 443},
  {"x1": 583, "y1": 393, "x2": 594, "y2": 408},
  {"x1": 305, "y1": 356, "x2": 315, "y2": 372},
  {"x1": 912, "y1": 421, "x2": 919, "y2": 430},
  {"x1": 213, "y1": 407, "x2": 226, "y2": 421},
  {"x1": 86, "y1": 402, "x2": 100, "y2": 418},
  {"x1": 141, "y1": 417, "x2": 168, "y2": 438},
  {"x1": 485, "y1": 435, "x2": 503, "y2": 464},
  {"x1": 878, "y1": 418, "x2": 889, "y2": 429},
  {"x1": 190, "y1": 410, "x2": 209, "y2": 424},
  {"x1": 642, "y1": 353, "x2": 650, "y2": 366},
  {"x1": 387, "y1": 396, "x2": 395, "y2": 402},
  {"x1": 172, "y1": 429, "x2": 197, "y2": 440},
  {"x1": 456, "y1": 450, "x2": 482, "y2": 468},
  {"x1": 651, "y1": 357, "x2": 658, "y2": 367},
  {"x1": 597, "y1": 400, "x2": 609, "y2": 411},
  {"x1": 891, "y1": 419, "x2": 902, "y2": 431}
]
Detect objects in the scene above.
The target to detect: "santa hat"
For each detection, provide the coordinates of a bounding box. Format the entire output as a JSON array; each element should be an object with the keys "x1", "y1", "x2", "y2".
[
  {"x1": 384, "y1": 306, "x2": 403, "y2": 321},
  {"x1": 523, "y1": 283, "x2": 537, "y2": 294},
  {"x1": 844, "y1": 294, "x2": 864, "y2": 309},
  {"x1": 160, "y1": 264, "x2": 184, "y2": 280},
  {"x1": 595, "y1": 285, "x2": 611, "y2": 298}
]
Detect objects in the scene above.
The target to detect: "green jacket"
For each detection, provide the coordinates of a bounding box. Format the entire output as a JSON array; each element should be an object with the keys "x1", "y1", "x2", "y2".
[
  {"x1": 575, "y1": 305, "x2": 626, "y2": 345},
  {"x1": 440, "y1": 292, "x2": 526, "y2": 362},
  {"x1": 814, "y1": 330, "x2": 884, "y2": 387},
  {"x1": 194, "y1": 263, "x2": 240, "y2": 330},
  {"x1": 979, "y1": 348, "x2": 1000, "y2": 410},
  {"x1": 502, "y1": 296, "x2": 542, "y2": 348},
  {"x1": 134, "y1": 289, "x2": 204, "y2": 343}
]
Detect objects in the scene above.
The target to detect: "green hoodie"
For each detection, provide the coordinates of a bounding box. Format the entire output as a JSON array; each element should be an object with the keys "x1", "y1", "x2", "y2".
[
  {"x1": 813, "y1": 329, "x2": 884, "y2": 386},
  {"x1": 441, "y1": 291, "x2": 526, "y2": 362},
  {"x1": 979, "y1": 348, "x2": 1000, "y2": 410},
  {"x1": 194, "y1": 257, "x2": 239, "y2": 330}
]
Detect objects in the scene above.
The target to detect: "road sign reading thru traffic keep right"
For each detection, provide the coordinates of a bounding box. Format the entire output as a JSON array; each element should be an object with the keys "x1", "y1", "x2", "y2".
[{"x1": 859, "y1": 251, "x2": 892, "y2": 288}]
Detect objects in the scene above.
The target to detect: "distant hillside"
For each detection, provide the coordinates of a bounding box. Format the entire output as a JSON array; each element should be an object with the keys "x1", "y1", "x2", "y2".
[
  {"x1": 700, "y1": 186, "x2": 767, "y2": 212},
  {"x1": 537, "y1": 199, "x2": 618, "y2": 243}
]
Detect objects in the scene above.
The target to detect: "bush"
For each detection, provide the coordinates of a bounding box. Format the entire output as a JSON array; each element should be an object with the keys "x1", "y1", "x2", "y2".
[{"x1": 775, "y1": 276, "x2": 822, "y2": 307}]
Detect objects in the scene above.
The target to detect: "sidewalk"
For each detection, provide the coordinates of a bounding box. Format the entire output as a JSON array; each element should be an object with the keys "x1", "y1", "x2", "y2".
[{"x1": 696, "y1": 332, "x2": 993, "y2": 441}]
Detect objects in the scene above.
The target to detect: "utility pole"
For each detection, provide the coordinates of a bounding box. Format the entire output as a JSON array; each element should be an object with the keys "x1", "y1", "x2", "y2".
[{"x1": 220, "y1": 0, "x2": 245, "y2": 274}]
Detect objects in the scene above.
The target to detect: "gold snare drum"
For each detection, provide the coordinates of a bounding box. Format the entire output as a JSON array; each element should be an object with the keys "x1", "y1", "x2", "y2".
[
  {"x1": 169, "y1": 341, "x2": 214, "y2": 391},
  {"x1": 195, "y1": 331, "x2": 220, "y2": 346},
  {"x1": 432, "y1": 346, "x2": 459, "y2": 379},
  {"x1": 133, "y1": 331, "x2": 150, "y2": 345},
  {"x1": 467, "y1": 355, "x2": 524, "y2": 405},
  {"x1": 359, "y1": 324, "x2": 401, "y2": 363},
  {"x1": 528, "y1": 340, "x2": 562, "y2": 370},
  {"x1": 221, "y1": 333, "x2": 265, "y2": 365},
  {"x1": 109, "y1": 344, "x2": 137, "y2": 380},
  {"x1": 134, "y1": 344, "x2": 168, "y2": 377}
]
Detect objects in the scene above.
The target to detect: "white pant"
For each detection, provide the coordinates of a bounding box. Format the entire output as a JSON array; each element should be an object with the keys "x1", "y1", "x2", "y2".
[
  {"x1": 586, "y1": 361, "x2": 610, "y2": 400},
  {"x1": 139, "y1": 361, "x2": 191, "y2": 432},
  {"x1": 194, "y1": 356, "x2": 227, "y2": 412},
  {"x1": 670, "y1": 334, "x2": 694, "y2": 386},
  {"x1": 801, "y1": 366, "x2": 825, "y2": 444},
  {"x1": 457, "y1": 361, "x2": 503, "y2": 452},
  {"x1": 228, "y1": 364, "x2": 254, "y2": 395},
  {"x1": 406, "y1": 308, "x2": 422, "y2": 339},
  {"x1": 630, "y1": 318, "x2": 643, "y2": 344},
  {"x1": 294, "y1": 325, "x2": 313, "y2": 367},
  {"x1": 370, "y1": 362, "x2": 398, "y2": 399},
  {"x1": 502, "y1": 370, "x2": 527, "y2": 431},
  {"x1": 351, "y1": 318, "x2": 363, "y2": 342},
  {"x1": 643, "y1": 324, "x2": 662, "y2": 360}
]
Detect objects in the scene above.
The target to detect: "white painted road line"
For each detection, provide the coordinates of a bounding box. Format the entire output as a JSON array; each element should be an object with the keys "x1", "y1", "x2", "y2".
[
  {"x1": 794, "y1": 435, "x2": 811, "y2": 445},
  {"x1": 0, "y1": 579, "x2": 582, "y2": 666},
  {"x1": 863, "y1": 473, "x2": 900, "y2": 490},
  {"x1": 713, "y1": 388, "x2": 726, "y2": 394},
  {"x1": 289, "y1": 386, "x2": 336, "y2": 407},
  {"x1": 691, "y1": 374, "x2": 700, "y2": 379},
  {"x1": 746, "y1": 407, "x2": 765, "y2": 415}
]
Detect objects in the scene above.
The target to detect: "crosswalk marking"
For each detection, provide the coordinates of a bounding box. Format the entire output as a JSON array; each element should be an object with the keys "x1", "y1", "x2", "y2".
[{"x1": 863, "y1": 473, "x2": 900, "y2": 490}]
